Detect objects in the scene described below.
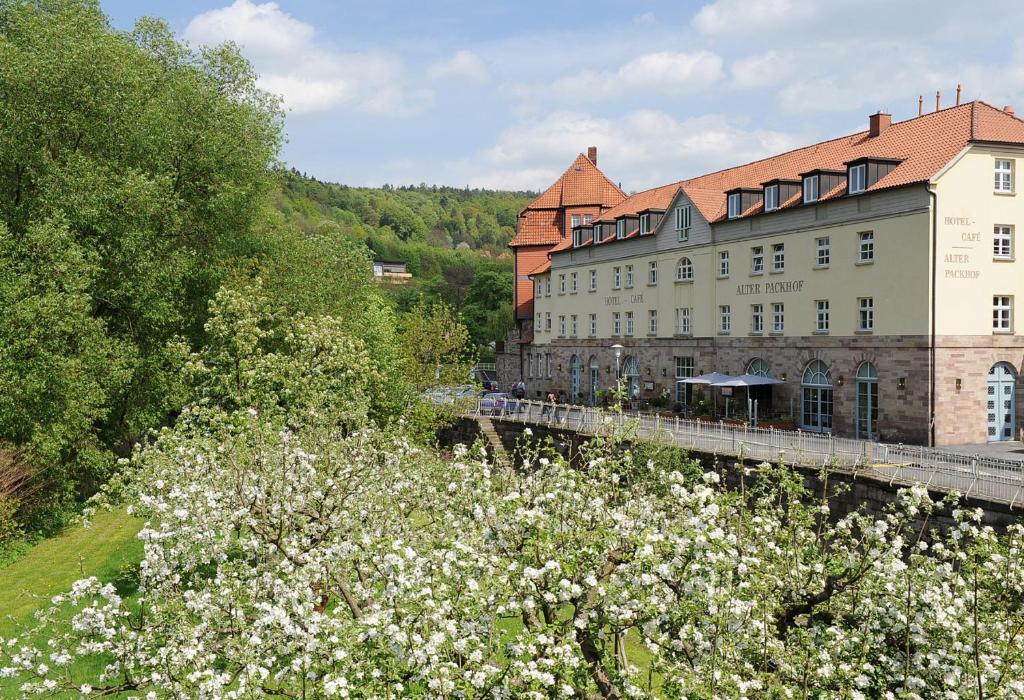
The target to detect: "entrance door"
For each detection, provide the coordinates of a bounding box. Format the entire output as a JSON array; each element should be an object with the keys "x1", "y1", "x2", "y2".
[
  {"x1": 570, "y1": 355, "x2": 581, "y2": 403},
  {"x1": 588, "y1": 357, "x2": 600, "y2": 405},
  {"x1": 988, "y1": 362, "x2": 1017, "y2": 442},
  {"x1": 622, "y1": 356, "x2": 640, "y2": 404},
  {"x1": 801, "y1": 360, "x2": 833, "y2": 433},
  {"x1": 855, "y1": 362, "x2": 878, "y2": 440}
]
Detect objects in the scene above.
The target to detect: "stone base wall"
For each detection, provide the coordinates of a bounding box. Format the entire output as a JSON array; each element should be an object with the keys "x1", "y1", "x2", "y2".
[{"x1": 518, "y1": 334, "x2": 1024, "y2": 446}]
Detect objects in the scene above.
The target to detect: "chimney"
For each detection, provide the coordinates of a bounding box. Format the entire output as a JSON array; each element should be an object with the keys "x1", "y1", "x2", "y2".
[
  {"x1": 918, "y1": 95, "x2": 923, "y2": 116},
  {"x1": 1005, "y1": 105, "x2": 1016, "y2": 116},
  {"x1": 868, "y1": 111, "x2": 892, "y2": 138},
  {"x1": 956, "y1": 83, "x2": 962, "y2": 106},
  {"x1": 936, "y1": 90, "x2": 941, "y2": 112},
  {"x1": 587, "y1": 146, "x2": 597, "y2": 166}
]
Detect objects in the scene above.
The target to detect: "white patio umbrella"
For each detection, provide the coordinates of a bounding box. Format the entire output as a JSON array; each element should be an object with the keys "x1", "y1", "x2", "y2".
[
  {"x1": 710, "y1": 373, "x2": 785, "y2": 422},
  {"x1": 677, "y1": 371, "x2": 736, "y2": 385},
  {"x1": 709, "y1": 373, "x2": 785, "y2": 387}
]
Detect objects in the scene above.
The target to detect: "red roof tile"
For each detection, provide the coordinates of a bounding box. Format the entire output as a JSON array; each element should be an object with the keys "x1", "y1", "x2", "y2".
[
  {"x1": 510, "y1": 153, "x2": 626, "y2": 247},
  {"x1": 540, "y1": 102, "x2": 1024, "y2": 261}
]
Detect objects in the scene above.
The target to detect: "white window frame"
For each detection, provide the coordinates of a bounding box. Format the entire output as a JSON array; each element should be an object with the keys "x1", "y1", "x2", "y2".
[
  {"x1": 772, "y1": 303, "x2": 785, "y2": 333},
  {"x1": 534, "y1": 279, "x2": 541, "y2": 297},
  {"x1": 772, "y1": 243, "x2": 785, "y2": 272},
  {"x1": 545, "y1": 312, "x2": 551, "y2": 332},
  {"x1": 573, "y1": 228, "x2": 582, "y2": 248},
  {"x1": 764, "y1": 184, "x2": 779, "y2": 212},
  {"x1": 648, "y1": 260, "x2": 658, "y2": 285},
  {"x1": 675, "y1": 205, "x2": 692, "y2": 241},
  {"x1": 816, "y1": 300, "x2": 830, "y2": 333},
  {"x1": 612, "y1": 312, "x2": 621, "y2": 336},
  {"x1": 848, "y1": 163, "x2": 867, "y2": 194},
  {"x1": 858, "y1": 297, "x2": 874, "y2": 332},
  {"x1": 719, "y1": 305, "x2": 731, "y2": 334},
  {"x1": 589, "y1": 313, "x2": 597, "y2": 336},
  {"x1": 589, "y1": 268, "x2": 598, "y2": 291},
  {"x1": 718, "y1": 250, "x2": 730, "y2": 278},
  {"x1": 616, "y1": 219, "x2": 627, "y2": 239},
  {"x1": 613, "y1": 266, "x2": 621, "y2": 289},
  {"x1": 751, "y1": 246, "x2": 764, "y2": 274},
  {"x1": 676, "y1": 257, "x2": 694, "y2": 282},
  {"x1": 677, "y1": 307, "x2": 691, "y2": 336},
  {"x1": 545, "y1": 278, "x2": 551, "y2": 297},
  {"x1": 751, "y1": 304, "x2": 764, "y2": 334},
  {"x1": 571, "y1": 214, "x2": 580, "y2": 228},
  {"x1": 858, "y1": 231, "x2": 875, "y2": 264},
  {"x1": 558, "y1": 274, "x2": 566, "y2": 294},
  {"x1": 995, "y1": 159, "x2": 1014, "y2": 193},
  {"x1": 994, "y1": 225, "x2": 1014, "y2": 260},
  {"x1": 570, "y1": 271, "x2": 578, "y2": 293},
  {"x1": 639, "y1": 213, "x2": 650, "y2": 235},
  {"x1": 583, "y1": 214, "x2": 592, "y2": 225},
  {"x1": 816, "y1": 236, "x2": 830, "y2": 267},
  {"x1": 648, "y1": 309, "x2": 658, "y2": 334},
  {"x1": 625, "y1": 311, "x2": 634, "y2": 337},
  {"x1": 727, "y1": 193, "x2": 742, "y2": 219},
  {"x1": 570, "y1": 314, "x2": 578, "y2": 337},
  {"x1": 558, "y1": 315, "x2": 566, "y2": 337},
  {"x1": 625, "y1": 264, "x2": 634, "y2": 288},
  {"x1": 803, "y1": 175, "x2": 819, "y2": 203},
  {"x1": 994, "y1": 295, "x2": 1013, "y2": 333},
  {"x1": 535, "y1": 312, "x2": 542, "y2": 332}
]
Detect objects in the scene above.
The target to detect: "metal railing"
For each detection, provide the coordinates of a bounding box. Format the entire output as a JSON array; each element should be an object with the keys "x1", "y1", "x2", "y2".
[{"x1": 474, "y1": 399, "x2": 1024, "y2": 508}]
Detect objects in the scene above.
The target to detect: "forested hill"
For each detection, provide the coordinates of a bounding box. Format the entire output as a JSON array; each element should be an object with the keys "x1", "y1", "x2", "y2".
[{"x1": 271, "y1": 169, "x2": 535, "y2": 349}]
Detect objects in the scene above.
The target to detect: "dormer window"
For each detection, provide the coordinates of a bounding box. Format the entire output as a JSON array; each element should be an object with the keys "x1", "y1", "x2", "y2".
[
  {"x1": 572, "y1": 227, "x2": 583, "y2": 248},
  {"x1": 675, "y1": 205, "x2": 692, "y2": 241},
  {"x1": 764, "y1": 184, "x2": 779, "y2": 212},
  {"x1": 848, "y1": 163, "x2": 866, "y2": 194},
  {"x1": 727, "y1": 193, "x2": 742, "y2": 219},
  {"x1": 803, "y1": 175, "x2": 819, "y2": 203},
  {"x1": 639, "y1": 213, "x2": 650, "y2": 235},
  {"x1": 616, "y1": 219, "x2": 627, "y2": 239}
]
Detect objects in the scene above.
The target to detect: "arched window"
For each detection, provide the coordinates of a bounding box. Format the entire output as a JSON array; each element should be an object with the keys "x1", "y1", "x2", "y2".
[
  {"x1": 588, "y1": 356, "x2": 600, "y2": 405},
  {"x1": 855, "y1": 362, "x2": 878, "y2": 439},
  {"x1": 747, "y1": 358, "x2": 771, "y2": 377},
  {"x1": 570, "y1": 355, "x2": 582, "y2": 402},
  {"x1": 676, "y1": 257, "x2": 694, "y2": 282},
  {"x1": 622, "y1": 355, "x2": 641, "y2": 401},
  {"x1": 801, "y1": 360, "x2": 833, "y2": 432},
  {"x1": 988, "y1": 362, "x2": 1017, "y2": 441}
]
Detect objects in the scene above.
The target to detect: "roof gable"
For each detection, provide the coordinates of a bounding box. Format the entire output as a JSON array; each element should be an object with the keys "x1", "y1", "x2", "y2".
[{"x1": 526, "y1": 153, "x2": 626, "y2": 210}]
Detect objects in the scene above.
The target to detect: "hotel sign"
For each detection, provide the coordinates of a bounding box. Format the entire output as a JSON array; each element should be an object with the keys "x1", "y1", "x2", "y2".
[
  {"x1": 943, "y1": 216, "x2": 981, "y2": 280},
  {"x1": 605, "y1": 293, "x2": 645, "y2": 306},
  {"x1": 736, "y1": 280, "x2": 805, "y2": 296}
]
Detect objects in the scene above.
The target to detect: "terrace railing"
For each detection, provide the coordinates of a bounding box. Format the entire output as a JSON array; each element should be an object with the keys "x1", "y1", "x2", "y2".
[{"x1": 474, "y1": 399, "x2": 1024, "y2": 508}]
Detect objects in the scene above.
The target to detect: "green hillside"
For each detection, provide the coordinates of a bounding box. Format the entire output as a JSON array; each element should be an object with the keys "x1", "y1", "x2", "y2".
[{"x1": 271, "y1": 170, "x2": 533, "y2": 351}]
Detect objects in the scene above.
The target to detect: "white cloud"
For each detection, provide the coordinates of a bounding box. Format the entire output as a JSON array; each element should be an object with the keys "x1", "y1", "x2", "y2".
[
  {"x1": 633, "y1": 12, "x2": 657, "y2": 26},
  {"x1": 692, "y1": 0, "x2": 819, "y2": 35},
  {"x1": 427, "y1": 50, "x2": 490, "y2": 85},
  {"x1": 471, "y1": 110, "x2": 801, "y2": 190},
  {"x1": 518, "y1": 50, "x2": 724, "y2": 106},
  {"x1": 730, "y1": 51, "x2": 793, "y2": 89},
  {"x1": 183, "y1": 0, "x2": 430, "y2": 116}
]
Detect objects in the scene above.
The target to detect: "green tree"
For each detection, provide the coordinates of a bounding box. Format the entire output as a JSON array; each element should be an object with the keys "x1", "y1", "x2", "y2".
[{"x1": 399, "y1": 299, "x2": 475, "y2": 389}]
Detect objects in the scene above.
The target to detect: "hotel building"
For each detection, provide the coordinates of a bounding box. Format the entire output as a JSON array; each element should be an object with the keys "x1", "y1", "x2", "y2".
[{"x1": 500, "y1": 101, "x2": 1024, "y2": 446}]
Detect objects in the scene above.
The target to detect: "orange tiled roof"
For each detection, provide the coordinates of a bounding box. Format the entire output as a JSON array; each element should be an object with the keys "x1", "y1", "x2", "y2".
[
  {"x1": 511, "y1": 208, "x2": 560, "y2": 248},
  {"x1": 573, "y1": 102, "x2": 1024, "y2": 236},
  {"x1": 510, "y1": 153, "x2": 626, "y2": 247}
]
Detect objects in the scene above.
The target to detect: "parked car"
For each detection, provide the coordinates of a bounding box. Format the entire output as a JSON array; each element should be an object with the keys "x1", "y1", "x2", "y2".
[{"x1": 478, "y1": 392, "x2": 521, "y2": 415}]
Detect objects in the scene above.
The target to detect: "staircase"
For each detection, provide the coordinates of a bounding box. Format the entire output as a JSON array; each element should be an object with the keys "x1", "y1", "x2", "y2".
[{"x1": 476, "y1": 418, "x2": 509, "y2": 465}]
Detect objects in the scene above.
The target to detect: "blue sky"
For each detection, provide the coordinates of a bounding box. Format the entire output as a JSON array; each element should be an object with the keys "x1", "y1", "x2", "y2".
[{"x1": 101, "y1": 1, "x2": 1024, "y2": 192}]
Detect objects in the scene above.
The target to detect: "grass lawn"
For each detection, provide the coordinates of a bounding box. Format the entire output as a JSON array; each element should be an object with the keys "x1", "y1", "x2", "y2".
[
  {"x1": 0, "y1": 509, "x2": 143, "y2": 635},
  {"x1": 0, "y1": 509, "x2": 143, "y2": 697}
]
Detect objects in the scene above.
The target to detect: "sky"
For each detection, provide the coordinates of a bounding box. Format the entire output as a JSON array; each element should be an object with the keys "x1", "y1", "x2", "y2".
[{"x1": 100, "y1": 0, "x2": 1024, "y2": 193}]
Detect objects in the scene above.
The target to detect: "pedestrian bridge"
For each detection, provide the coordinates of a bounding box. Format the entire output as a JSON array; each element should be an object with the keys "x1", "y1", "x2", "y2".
[{"x1": 472, "y1": 399, "x2": 1024, "y2": 510}]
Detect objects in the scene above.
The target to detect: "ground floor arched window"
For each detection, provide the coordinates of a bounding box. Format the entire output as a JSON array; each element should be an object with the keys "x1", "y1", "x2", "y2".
[
  {"x1": 570, "y1": 355, "x2": 581, "y2": 403},
  {"x1": 988, "y1": 362, "x2": 1017, "y2": 442},
  {"x1": 801, "y1": 360, "x2": 833, "y2": 432},
  {"x1": 746, "y1": 357, "x2": 773, "y2": 413},
  {"x1": 855, "y1": 362, "x2": 878, "y2": 439},
  {"x1": 622, "y1": 355, "x2": 640, "y2": 402},
  {"x1": 588, "y1": 356, "x2": 600, "y2": 405}
]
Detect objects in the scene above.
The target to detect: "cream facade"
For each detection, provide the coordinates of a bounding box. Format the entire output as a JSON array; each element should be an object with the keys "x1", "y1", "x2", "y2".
[{"x1": 523, "y1": 143, "x2": 1024, "y2": 446}]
